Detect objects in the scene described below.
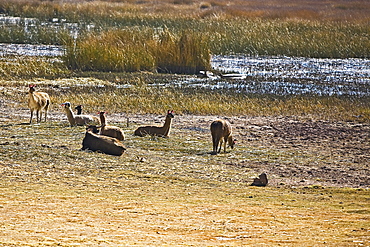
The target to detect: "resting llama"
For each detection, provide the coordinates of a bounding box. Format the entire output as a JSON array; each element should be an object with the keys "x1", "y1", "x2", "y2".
[
  {"x1": 134, "y1": 110, "x2": 174, "y2": 137},
  {"x1": 97, "y1": 111, "x2": 125, "y2": 141},
  {"x1": 82, "y1": 125, "x2": 126, "y2": 156},
  {"x1": 61, "y1": 102, "x2": 100, "y2": 126}
]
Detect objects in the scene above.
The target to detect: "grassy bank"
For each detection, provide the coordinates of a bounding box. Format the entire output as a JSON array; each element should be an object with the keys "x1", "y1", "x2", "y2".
[{"x1": 1, "y1": 76, "x2": 369, "y2": 123}]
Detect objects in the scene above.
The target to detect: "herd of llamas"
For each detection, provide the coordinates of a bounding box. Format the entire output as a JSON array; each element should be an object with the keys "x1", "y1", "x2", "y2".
[{"x1": 27, "y1": 84, "x2": 236, "y2": 156}]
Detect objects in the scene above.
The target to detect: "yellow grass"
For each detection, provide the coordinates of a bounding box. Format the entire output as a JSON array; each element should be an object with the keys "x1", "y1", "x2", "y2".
[
  {"x1": 0, "y1": 117, "x2": 368, "y2": 246},
  {"x1": 0, "y1": 180, "x2": 368, "y2": 246}
]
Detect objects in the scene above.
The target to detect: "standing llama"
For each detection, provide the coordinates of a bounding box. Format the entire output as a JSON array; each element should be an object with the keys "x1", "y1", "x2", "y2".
[
  {"x1": 210, "y1": 119, "x2": 236, "y2": 154},
  {"x1": 28, "y1": 84, "x2": 50, "y2": 124}
]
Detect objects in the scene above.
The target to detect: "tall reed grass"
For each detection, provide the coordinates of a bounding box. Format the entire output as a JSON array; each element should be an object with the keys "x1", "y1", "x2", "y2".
[{"x1": 64, "y1": 28, "x2": 211, "y2": 74}]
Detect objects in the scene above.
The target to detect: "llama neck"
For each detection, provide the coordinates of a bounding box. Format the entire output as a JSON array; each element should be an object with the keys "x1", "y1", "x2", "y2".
[
  {"x1": 162, "y1": 115, "x2": 172, "y2": 135},
  {"x1": 99, "y1": 114, "x2": 107, "y2": 126},
  {"x1": 28, "y1": 91, "x2": 37, "y2": 105},
  {"x1": 64, "y1": 106, "x2": 76, "y2": 125}
]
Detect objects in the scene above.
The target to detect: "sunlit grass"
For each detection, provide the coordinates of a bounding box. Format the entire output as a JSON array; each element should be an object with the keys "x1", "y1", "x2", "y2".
[
  {"x1": 0, "y1": 56, "x2": 70, "y2": 79},
  {"x1": 1, "y1": 76, "x2": 368, "y2": 122},
  {"x1": 0, "y1": 113, "x2": 369, "y2": 245},
  {"x1": 63, "y1": 28, "x2": 211, "y2": 73}
]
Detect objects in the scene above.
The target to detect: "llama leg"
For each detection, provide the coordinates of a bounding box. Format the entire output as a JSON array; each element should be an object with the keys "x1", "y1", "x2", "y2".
[
  {"x1": 44, "y1": 109, "x2": 48, "y2": 122},
  {"x1": 217, "y1": 140, "x2": 222, "y2": 153},
  {"x1": 212, "y1": 137, "x2": 217, "y2": 154},
  {"x1": 30, "y1": 110, "x2": 34, "y2": 124},
  {"x1": 36, "y1": 110, "x2": 40, "y2": 123}
]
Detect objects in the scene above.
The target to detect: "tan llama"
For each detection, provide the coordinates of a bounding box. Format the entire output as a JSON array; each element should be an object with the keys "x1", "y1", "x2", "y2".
[
  {"x1": 134, "y1": 110, "x2": 174, "y2": 137},
  {"x1": 98, "y1": 111, "x2": 125, "y2": 141},
  {"x1": 210, "y1": 119, "x2": 236, "y2": 154},
  {"x1": 28, "y1": 84, "x2": 50, "y2": 124}
]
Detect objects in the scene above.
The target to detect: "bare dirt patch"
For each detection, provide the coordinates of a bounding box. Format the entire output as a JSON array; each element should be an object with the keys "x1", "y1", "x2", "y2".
[
  {"x1": 231, "y1": 117, "x2": 370, "y2": 188},
  {"x1": 79, "y1": 112, "x2": 370, "y2": 189}
]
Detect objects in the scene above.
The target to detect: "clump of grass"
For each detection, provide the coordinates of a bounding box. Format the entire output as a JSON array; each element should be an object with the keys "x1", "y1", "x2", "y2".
[
  {"x1": 206, "y1": 19, "x2": 370, "y2": 58},
  {"x1": 63, "y1": 28, "x2": 211, "y2": 74},
  {"x1": 0, "y1": 56, "x2": 70, "y2": 79}
]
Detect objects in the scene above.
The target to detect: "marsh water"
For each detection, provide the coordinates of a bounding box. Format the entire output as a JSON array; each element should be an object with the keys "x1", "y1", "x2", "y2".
[{"x1": 1, "y1": 43, "x2": 369, "y2": 97}]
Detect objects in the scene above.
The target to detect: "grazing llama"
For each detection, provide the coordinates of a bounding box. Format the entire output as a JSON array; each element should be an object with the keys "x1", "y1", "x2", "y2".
[{"x1": 210, "y1": 119, "x2": 236, "y2": 154}]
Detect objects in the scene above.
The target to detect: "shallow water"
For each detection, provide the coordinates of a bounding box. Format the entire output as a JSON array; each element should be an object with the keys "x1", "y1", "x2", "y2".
[
  {"x1": 187, "y1": 55, "x2": 370, "y2": 97},
  {"x1": 0, "y1": 43, "x2": 64, "y2": 57},
  {"x1": 0, "y1": 43, "x2": 369, "y2": 97}
]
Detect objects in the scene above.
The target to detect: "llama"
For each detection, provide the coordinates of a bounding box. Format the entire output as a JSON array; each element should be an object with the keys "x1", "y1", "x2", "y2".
[
  {"x1": 28, "y1": 84, "x2": 50, "y2": 124},
  {"x1": 82, "y1": 126, "x2": 126, "y2": 156},
  {"x1": 210, "y1": 119, "x2": 236, "y2": 154},
  {"x1": 97, "y1": 111, "x2": 125, "y2": 141},
  {"x1": 134, "y1": 110, "x2": 174, "y2": 137},
  {"x1": 61, "y1": 102, "x2": 100, "y2": 126},
  {"x1": 75, "y1": 105, "x2": 82, "y2": 115}
]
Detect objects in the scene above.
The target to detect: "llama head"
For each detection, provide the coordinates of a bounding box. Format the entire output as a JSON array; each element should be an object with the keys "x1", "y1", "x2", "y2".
[
  {"x1": 60, "y1": 102, "x2": 71, "y2": 108},
  {"x1": 167, "y1": 110, "x2": 174, "y2": 118}
]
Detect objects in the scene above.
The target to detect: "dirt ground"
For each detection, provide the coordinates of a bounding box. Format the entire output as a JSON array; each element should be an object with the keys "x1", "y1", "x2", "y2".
[{"x1": 171, "y1": 114, "x2": 370, "y2": 189}]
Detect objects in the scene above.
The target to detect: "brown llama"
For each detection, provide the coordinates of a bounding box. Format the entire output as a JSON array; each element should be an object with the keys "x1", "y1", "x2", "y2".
[
  {"x1": 134, "y1": 110, "x2": 174, "y2": 137},
  {"x1": 210, "y1": 119, "x2": 236, "y2": 154}
]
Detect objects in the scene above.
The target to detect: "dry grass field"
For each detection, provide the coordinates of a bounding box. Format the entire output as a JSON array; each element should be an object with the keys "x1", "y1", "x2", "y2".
[{"x1": 0, "y1": 80, "x2": 369, "y2": 246}]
